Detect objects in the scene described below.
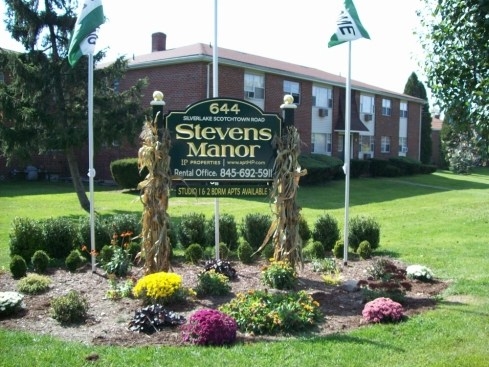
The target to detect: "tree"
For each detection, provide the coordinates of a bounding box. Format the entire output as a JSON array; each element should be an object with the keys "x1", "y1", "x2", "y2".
[
  {"x1": 418, "y1": 0, "x2": 489, "y2": 158},
  {"x1": 0, "y1": 0, "x2": 147, "y2": 211},
  {"x1": 404, "y1": 72, "x2": 432, "y2": 164}
]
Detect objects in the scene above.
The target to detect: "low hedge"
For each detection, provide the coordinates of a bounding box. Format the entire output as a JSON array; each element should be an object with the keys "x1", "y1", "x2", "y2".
[{"x1": 110, "y1": 158, "x2": 149, "y2": 190}]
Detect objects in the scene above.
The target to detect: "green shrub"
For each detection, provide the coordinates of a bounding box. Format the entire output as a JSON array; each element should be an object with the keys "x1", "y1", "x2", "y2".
[
  {"x1": 99, "y1": 245, "x2": 115, "y2": 265},
  {"x1": 127, "y1": 241, "x2": 141, "y2": 262},
  {"x1": 106, "y1": 278, "x2": 135, "y2": 300},
  {"x1": 311, "y1": 257, "x2": 338, "y2": 274},
  {"x1": 261, "y1": 260, "x2": 297, "y2": 290},
  {"x1": 17, "y1": 273, "x2": 51, "y2": 294},
  {"x1": 110, "y1": 158, "x2": 149, "y2": 190},
  {"x1": 368, "y1": 158, "x2": 390, "y2": 177},
  {"x1": 50, "y1": 290, "x2": 88, "y2": 324},
  {"x1": 103, "y1": 247, "x2": 132, "y2": 277},
  {"x1": 195, "y1": 270, "x2": 231, "y2": 297},
  {"x1": 9, "y1": 217, "x2": 43, "y2": 262},
  {"x1": 332, "y1": 239, "x2": 344, "y2": 258},
  {"x1": 65, "y1": 249, "x2": 86, "y2": 272},
  {"x1": 185, "y1": 243, "x2": 204, "y2": 264},
  {"x1": 76, "y1": 216, "x2": 111, "y2": 255},
  {"x1": 237, "y1": 241, "x2": 254, "y2": 264},
  {"x1": 206, "y1": 213, "x2": 239, "y2": 250},
  {"x1": 348, "y1": 215, "x2": 380, "y2": 252},
  {"x1": 383, "y1": 164, "x2": 401, "y2": 177},
  {"x1": 109, "y1": 213, "x2": 142, "y2": 238},
  {"x1": 312, "y1": 213, "x2": 340, "y2": 251},
  {"x1": 241, "y1": 213, "x2": 272, "y2": 250},
  {"x1": 0, "y1": 291, "x2": 24, "y2": 316},
  {"x1": 262, "y1": 243, "x2": 275, "y2": 260},
  {"x1": 178, "y1": 212, "x2": 207, "y2": 248},
  {"x1": 219, "y1": 290, "x2": 322, "y2": 335},
  {"x1": 132, "y1": 272, "x2": 189, "y2": 305},
  {"x1": 357, "y1": 240, "x2": 372, "y2": 259},
  {"x1": 9, "y1": 255, "x2": 27, "y2": 279},
  {"x1": 298, "y1": 154, "x2": 343, "y2": 185},
  {"x1": 388, "y1": 157, "x2": 422, "y2": 175},
  {"x1": 31, "y1": 250, "x2": 50, "y2": 273},
  {"x1": 214, "y1": 242, "x2": 230, "y2": 260},
  {"x1": 298, "y1": 216, "x2": 312, "y2": 243},
  {"x1": 302, "y1": 241, "x2": 324, "y2": 260},
  {"x1": 40, "y1": 217, "x2": 77, "y2": 259}
]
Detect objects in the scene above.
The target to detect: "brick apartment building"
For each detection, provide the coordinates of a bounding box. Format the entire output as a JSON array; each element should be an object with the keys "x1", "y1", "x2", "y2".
[{"x1": 0, "y1": 32, "x2": 425, "y2": 181}]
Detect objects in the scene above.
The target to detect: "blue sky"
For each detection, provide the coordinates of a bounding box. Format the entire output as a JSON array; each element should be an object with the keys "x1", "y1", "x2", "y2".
[{"x1": 1, "y1": 0, "x2": 430, "y2": 103}]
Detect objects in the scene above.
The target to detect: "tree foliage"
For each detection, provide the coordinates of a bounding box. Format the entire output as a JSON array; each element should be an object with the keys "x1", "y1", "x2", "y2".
[
  {"x1": 0, "y1": 0, "x2": 147, "y2": 211},
  {"x1": 403, "y1": 72, "x2": 432, "y2": 164},
  {"x1": 418, "y1": 0, "x2": 489, "y2": 157}
]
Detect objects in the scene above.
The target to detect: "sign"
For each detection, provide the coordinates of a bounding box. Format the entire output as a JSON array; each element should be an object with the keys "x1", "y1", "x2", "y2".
[
  {"x1": 166, "y1": 98, "x2": 281, "y2": 182},
  {"x1": 175, "y1": 184, "x2": 271, "y2": 197}
]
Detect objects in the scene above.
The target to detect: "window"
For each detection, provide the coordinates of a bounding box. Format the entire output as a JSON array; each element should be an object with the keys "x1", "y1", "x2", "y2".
[
  {"x1": 400, "y1": 101, "x2": 408, "y2": 118},
  {"x1": 382, "y1": 99, "x2": 391, "y2": 116},
  {"x1": 337, "y1": 135, "x2": 344, "y2": 152},
  {"x1": 312, "y1": 86, "x2": 332, "y2": 108},
  {"x1": 360, "y1": 135, "x2": 374, "y2": 152},
  {"x1": 360, "y1": 95, "x2": 374, "y2": 114},
  {"x1": 244, "y1": 73, "x2": 264, "y2": 100},
  {"x1": 399, "y1": 137, "x2": 408, "y2": 153},
  {"x1": 381, "y1": 136, "x2": 391, "y2": 153},
  {"x1": 113, "y1": 79, "x2": 120, "y2": 93},
  {"x1": 284, "y1": 80, "x2": 300, "y2": 104},
  {"x1": 311, "y1": 133, "x2": 332, "y2": 154}
]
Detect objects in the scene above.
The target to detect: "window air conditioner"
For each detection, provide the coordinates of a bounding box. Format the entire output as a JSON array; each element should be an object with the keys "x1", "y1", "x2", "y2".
[
  {"x1": 364, "y1": 114, "x2": 372, "y2": 121},
  {"x1": 318, "y1": 108, "x2": 328, "y2": 117}
]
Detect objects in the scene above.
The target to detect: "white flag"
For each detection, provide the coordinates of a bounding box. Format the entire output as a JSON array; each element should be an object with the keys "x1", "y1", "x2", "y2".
[
  {"x1": 328, "y1": 0, "x2": 370, "y2": 48},
  {"x1": 68, "y1": 0, "x2": 105, "y2": 66}
]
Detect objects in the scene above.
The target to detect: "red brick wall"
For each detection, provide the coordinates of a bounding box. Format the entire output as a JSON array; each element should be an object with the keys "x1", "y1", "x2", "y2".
[{"x1": 374, "y1": 95, "x2": 399, "y2": 158}]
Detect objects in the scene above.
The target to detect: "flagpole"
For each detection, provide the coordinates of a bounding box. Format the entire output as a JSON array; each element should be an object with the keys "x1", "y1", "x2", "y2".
[
  {"x1": 343, "y1": 41, "x2": 352, "y2": 265},
  {"x1": 213, "y1": 0, "x2": 220, "y2": 261},
  {"x1": 88, "y1": 53, "x2": 96, "y2": 272}
]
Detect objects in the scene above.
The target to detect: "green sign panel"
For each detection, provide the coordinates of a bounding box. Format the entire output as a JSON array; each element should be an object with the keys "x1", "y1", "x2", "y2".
[{"x1": 165, "y1": 98, "x2": 281, "y2": 182}]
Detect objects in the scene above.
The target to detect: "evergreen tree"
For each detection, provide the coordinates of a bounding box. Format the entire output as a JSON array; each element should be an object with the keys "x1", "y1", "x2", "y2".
[
  {"x1": 404, "y1": 72, "x2": 432, "y2": 164},
  {"x1": 0, "y1": 0, "x2": 147, "y2": 211}
]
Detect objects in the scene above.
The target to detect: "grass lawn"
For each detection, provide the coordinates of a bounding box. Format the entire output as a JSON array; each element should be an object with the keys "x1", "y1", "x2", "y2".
[{"x1": 1, "y1": 169, "x2": 489, "y2": 366}]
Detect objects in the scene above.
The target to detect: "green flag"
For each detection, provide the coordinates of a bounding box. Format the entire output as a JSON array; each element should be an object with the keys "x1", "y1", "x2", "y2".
[
  {"x1": 68, "y1": 0, "x2": 105, "y2": 66},
  {"x1": 328, "y1": 0, "x2": 370, "y2": 48}
]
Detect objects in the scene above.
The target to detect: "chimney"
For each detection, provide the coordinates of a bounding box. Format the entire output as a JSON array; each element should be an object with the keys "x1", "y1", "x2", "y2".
[{"x1": 152, "y1": 32, "x2": 167, "y2": 52}]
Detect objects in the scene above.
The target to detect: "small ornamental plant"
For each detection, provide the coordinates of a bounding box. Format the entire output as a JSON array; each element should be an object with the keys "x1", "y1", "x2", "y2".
[
  {"x1": 406, "y1": 264, "x2": 434, "y2": 282},
  {"x1": 260, "y1": 259, "x2": 297, "y2": 290},
  {"x1": 31, "y1": 250, "x2": 50, "y2": 273},
  {"x1": 132, "y1": 272, "x2": 190, "y2": 305},
  {"x1": 195, "y1": 270, "x2": 231, "y2": 297},
  {"x1": 129, "y1": 304, "x2": 186, "y2": 334},
  {"x1": 0, "y1": 291, "x2": 24, "y2": 317},
  {"x1": 50, "y1": 290, "x2": 89, "y2": 324},
  {"x1": 219, "y1": 290, "x2": 322, "y2": 335},
  {"x1": 181, "y1": 309, "x2": 237, "y2": 346},
  {"x1": 362, "y1": 297, "x2": 404, "y2": 323},
  {"x1": 17, "y1": 273, "x2": 51, "y2": 295},
  {"x1": 9, "y1": 255, "x2": 27, "y2": 279}
]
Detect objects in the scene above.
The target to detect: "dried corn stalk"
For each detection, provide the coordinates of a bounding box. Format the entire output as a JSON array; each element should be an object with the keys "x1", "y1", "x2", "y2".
[
  {"x1": 137, "y1": 113, "x2": 172, "y2": 274},
  {"x1": 256, "y1": 125, "x2": 307, "y2": 269}
]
